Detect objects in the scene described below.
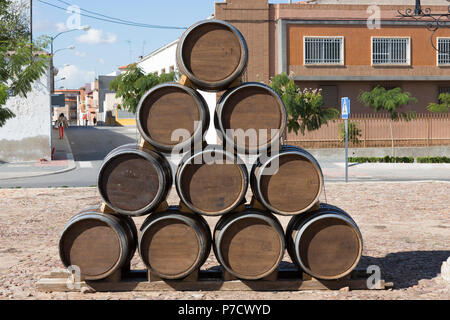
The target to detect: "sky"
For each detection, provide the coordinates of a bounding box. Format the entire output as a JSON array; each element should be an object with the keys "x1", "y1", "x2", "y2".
[{"x1": 33, "y1": 0, "x2": 297, "y2": 89}]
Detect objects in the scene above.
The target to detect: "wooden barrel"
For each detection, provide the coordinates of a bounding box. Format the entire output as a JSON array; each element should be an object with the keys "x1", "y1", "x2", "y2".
[
  {"x1": 213, "y1": 208, "x2": 285, "y2": 280},
  {"x1": 215, "y1": 82, "x2": 287, "y2": 154},
  {"x1": 59, "y1": 208, "x2": 137, "y2": 281},
  {"x1": 250, "y1": 145, "x2": 323, "y2": 215},
  {"x1": 176, "y1": 145, "x2": 248, "y2": 216},
  {"x1": 137, "y1": 83, "x2": 210, "y2": 152},
  {"x1": 286, "y1": 203, "x2": 363, "y2": 280},
  {"x1": 98, "y1": 144, "x2": 172, "y2": 216},
  {"x1": 138, "y1": 206, "x2": 211, "y2": 279},
  {"x1": 176, "y1": 19, "x2": 248, "y2": 91}
]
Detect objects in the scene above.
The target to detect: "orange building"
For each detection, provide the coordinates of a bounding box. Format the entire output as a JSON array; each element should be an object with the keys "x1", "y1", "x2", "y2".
[
  {"x1": 215, "y1": 0, "x2": 450, "y2": 113},
  {"x1": 53, "y1": 89, "x2": 82, "y2": 125}
]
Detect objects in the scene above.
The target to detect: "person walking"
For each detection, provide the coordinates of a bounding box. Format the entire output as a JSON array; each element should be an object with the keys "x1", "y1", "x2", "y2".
[{"x1": 57, "y1": 113, "x2": 69, "y2": 139}]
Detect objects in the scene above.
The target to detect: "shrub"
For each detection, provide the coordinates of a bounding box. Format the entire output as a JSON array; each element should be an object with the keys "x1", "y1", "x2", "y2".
[
  {"x1": 348, "y1": 156, "x2": 414, "y2": 163},
  {"x1": 417, "y1": 156, "x2": 450, "y2": 163},
  {"x1": 338, "y1": 122, "x2": 362, "y2": 144}
]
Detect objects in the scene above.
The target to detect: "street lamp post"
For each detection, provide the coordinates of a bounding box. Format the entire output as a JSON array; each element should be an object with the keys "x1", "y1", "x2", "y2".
[
  {"x1": 49, "y1": 25, "x2": 90, "y2": 93},
  {"x1": 397, "y1": 0, "x2": 450, "y2": 53}
]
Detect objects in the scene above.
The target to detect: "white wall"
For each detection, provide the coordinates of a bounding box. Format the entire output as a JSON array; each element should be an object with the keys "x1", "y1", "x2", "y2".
[
  {"x1": 138, "y1": 40, "x2": 218, "y2": 144},
  {"x1": 104, "y1": 93, "x2": 122, "y2": 113},
  {"x1": 138, "y1": 40, "x2": 178, "y2": 76},
  {"x1": 0, "y1": 70, "x2": 51, "y2": 162}
]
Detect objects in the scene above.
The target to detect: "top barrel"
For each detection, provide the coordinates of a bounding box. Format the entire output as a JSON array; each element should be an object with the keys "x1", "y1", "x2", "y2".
[
  {"x1": 137, "y1": 83, "x2": 210, "y2": 152},
  {"x1": 176, "y1": 20, "x2": 248, "y2": 92}
]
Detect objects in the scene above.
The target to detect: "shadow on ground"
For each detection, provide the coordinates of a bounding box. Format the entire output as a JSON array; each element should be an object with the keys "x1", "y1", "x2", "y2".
[
  {"x1": 203, "y1": 251, "x2": 449, "y2": 290},
  {"x1": 358, "y1": 250, "x2": 449, "y2": 289}
]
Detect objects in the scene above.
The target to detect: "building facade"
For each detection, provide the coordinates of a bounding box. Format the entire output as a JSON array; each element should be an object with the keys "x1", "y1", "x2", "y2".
[
  {"x1": 0, "y1": 69, "x2": 52, "y2": 162},
  {"x1": 97, "y1": 75, "x2": 118, "y2": 123},
  {"x1": 138, "y1": 39, "x2": 178, "y2": 76},
  {"x1": 53, "y1": 89, "x2": 82, "y2": 125},
  {"x1": 215, "y1": 0, "x2": 450, "y2": 113}
]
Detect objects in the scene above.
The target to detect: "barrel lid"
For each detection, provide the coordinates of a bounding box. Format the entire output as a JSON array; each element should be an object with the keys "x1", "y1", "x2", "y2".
[
  {"x1": 136, "y1": 83, "x2": 209, "y2": 152},
  {"x1": 216, "y1": 83, "x2": 287, "y2": 154},
  {"x1": 215, "y1": 211, "x2": 285, "y2": 280},
  {"x1": 177, "y1": 19, "x2": 248, "y2": 91},
  {"x1": 256, "y1": 150, "x2": 323, "y2": 215},
  {"x1": 139, "y1": 211, "x2": 208, "y2": 279},
  {"x1": 176, "y1": 147, "x2": 248, "y2": 216},
  {"x1": 294, "y1": 213, "x2": 363, "y2": 280},
  {"x1": 98, "y1": 149, "x2": 167, "y2": 216},
  {"x1": 59, "y1": 214, "x2": 125, "y2": 280}
]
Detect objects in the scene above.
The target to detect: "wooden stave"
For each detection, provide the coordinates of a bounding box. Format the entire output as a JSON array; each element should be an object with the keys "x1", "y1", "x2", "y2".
[
  {"x1": 136, "y1": 83, "x2": 210, "y2": 152},
  {"x1": 75, "y1": 206, "x2": 138, "y2": 263},
  {"x1": 176, "y1": 19, "x2": 248, "y2": 92},
  {"x1": 215, "y1": 82, "x2": 287, "y2": 155},
  {"x1": 286, "y1": 204, "x2": 363, "y2": 280},
  {"x1": 175, "y1": 145, "x2": 249, "y2": 216},
  {"x1": 138, "y1": 206, "x2": 212, "y2": 280},
  {"x1": 59, "y1": 210, "x2": 137, "y2": 281},
  {"x1": 98, "y1": 144, "x2": 173, "y2": 217},
  {"x1": 250, "y1": 145, "x2": 324, "y2": 216},
  {"x1": 213, "y1": 208, "x2": 286, "y2": 280}
]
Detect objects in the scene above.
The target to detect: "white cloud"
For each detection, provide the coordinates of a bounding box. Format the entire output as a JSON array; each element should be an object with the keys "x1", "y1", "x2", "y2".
[
  {"x1": 98, "y1": 58, "x2": 105, "y2": 64},
  {"x1": 55, "y1": 22, "x2": 68, "y2": 32},
  {"x1": 56, "y1": 65, "x2": 96, "y2": 89},
  {"x1": 76, "y1": 29, "x2": 117, "y2": 44},
  {"x1": 75, "y1": 51, "x2": 87, "y2": 58}
]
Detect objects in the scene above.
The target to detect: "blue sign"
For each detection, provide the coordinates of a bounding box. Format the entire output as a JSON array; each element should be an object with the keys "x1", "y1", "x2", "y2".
[{"x1": 341, "y1": 97, "x2": 350, "y2": 120}]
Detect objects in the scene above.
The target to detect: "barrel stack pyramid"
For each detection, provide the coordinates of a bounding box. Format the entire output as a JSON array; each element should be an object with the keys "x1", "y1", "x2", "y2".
[{"x1": 58, "y1": 20, "x2": 364, "y2": 285}]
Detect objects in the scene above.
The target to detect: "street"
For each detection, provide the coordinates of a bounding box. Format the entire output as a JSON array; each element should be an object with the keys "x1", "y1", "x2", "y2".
[
  {"x1": 0, "y1": 126, "x2": 140, "y2": 188},
  {"x1": 1, "y1": 125, "x2": 450, "y2": 189}
]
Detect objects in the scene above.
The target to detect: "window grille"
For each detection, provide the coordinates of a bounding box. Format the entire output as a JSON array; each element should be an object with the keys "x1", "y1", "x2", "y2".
[
  {"x1": 438, "y1": 38, "x2": 450, "y2": 65},
  {"x1": 304, "y1": 37, "x2": 344, "y2": 65},
  {"x1": 372, "y1": 38, "x2": 410, "y2": 65}
]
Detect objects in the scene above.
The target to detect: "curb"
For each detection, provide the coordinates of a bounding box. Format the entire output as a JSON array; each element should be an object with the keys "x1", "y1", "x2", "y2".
[
  {"x1": 324, "y1": 179, "x2": 450, "y2": 184},
  {"x1": 0, "y1": 135, "x2": 77, "y2": 181}
]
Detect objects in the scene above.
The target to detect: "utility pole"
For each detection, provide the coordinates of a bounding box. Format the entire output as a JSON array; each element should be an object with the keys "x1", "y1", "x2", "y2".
[
  {"x1": 50, "y1": 40, "x2": 54, "y2": 93},
  {"x1": 30, "y1": 0, "x2": 33, "y2": 52}
]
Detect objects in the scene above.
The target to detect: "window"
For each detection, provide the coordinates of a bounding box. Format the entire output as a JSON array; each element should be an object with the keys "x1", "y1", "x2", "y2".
[
  {"x1": 372, "y1": 37, "x2": 410, "y2": 65},
  {"x1": 437, "y1": 38, "x2": 450, "y2": 65},
  {"x1": 304, "y1": 37, "x2": 344, "y2": 65}
]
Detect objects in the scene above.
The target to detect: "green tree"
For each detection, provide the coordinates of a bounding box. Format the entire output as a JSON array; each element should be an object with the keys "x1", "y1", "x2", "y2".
[
  {"x1": 0, "y1": 0, "x2": 30, "y2": 44},
  {"x1": 358, "y1": 86, "x2": 418, "y2": 156},
  {"x1": 109, "y1": 64, "x2": 177, "y2": 114},
  {"x1": 0, "y1": 0, "x2": 49, "y2": 127},
  {"x1": 427, "y1": 93, "x2": 449, "y2": 113},
  {"x1": 269, "y1": 73, "x2": 339, "y2": 135},
  {"x1": 339, "y1": 122, "x2": 362, "y2": 145}
]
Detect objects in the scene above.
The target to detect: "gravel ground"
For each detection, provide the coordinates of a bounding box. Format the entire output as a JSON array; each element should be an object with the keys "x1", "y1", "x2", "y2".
[{"x1": 0, "y1": 182, "x2": 449, "y2": 300}]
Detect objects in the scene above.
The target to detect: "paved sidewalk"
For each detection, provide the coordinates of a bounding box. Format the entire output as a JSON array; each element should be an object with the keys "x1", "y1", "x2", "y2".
[
  {"x1": 321, "y1": 162, "x2": 450, "y2": 182},
  {"x1": 0, "y1": 129, "x2": 76, "y2": 180}
]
